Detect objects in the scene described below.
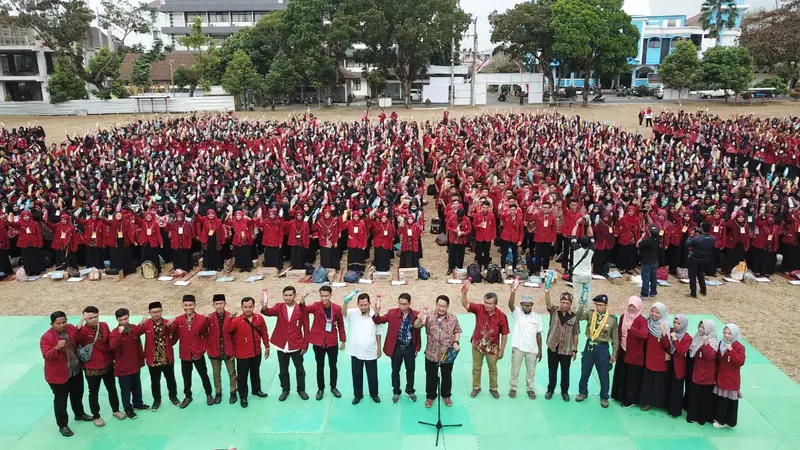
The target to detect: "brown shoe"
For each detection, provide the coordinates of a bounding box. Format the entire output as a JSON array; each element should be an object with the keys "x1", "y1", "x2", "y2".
[
  {"x1": 93, "y1": 417, "x2": 105, "y2": 427},
  {"x1": 470, "y1": 389, "x2": 481, "y2": 398},
  {"x1": 112, "y1": 411, "x2": 126, "y2": 420},
  {"x1": 508, "y1": 389, "x2": 517, "y2": 399},
  {"x1": 576, "y1": 394, "x2": 587, "y2": 402},
  {"x1": 601, "y1": 399, "x2": 609, "y2": 408},
  {"x1": 489, "y1": 390, "x2": 500, "y2": 399},
  {"x1": 443, "y1": 398, "x2": 453, "y2": 407},
  {"x1": 425, "y1": 399, "x2": 433, "y2": 408},
  {"x1": 527, "y1": 390, "x2": 536, "y2": 400},
  {"x1": 641, "y1": 405, "x2": 650, "y2": 411}
]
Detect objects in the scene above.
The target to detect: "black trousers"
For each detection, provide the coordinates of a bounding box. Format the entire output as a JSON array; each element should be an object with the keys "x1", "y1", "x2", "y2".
[
  {"x1": 475, "y1": 241, "x2": 491, "y2": 269},
  {"x1": 181, "y1": 358, "x2": 212, "y2": 398},
  {"x1": 313, "y1": 345, "x2": 339, "y2": 390},
  {"x1": 85, "y1": 246, "x2": 103, "y2": 270},
  {"x1": 277, "y1": 351, "x2": 306, "y2": 392},
  {"x1": 425, "y1": 358, "x2": 454, "y2": 400},
  {"x1": 55, "y1": 249, "x2": 79, "y2": 270},
  {"x1": 499, "y1": 241, "x2": 519, "y2": 271},
  {"x1": 351, "y1": 357, "x2": 379, "y2": 398},
  {"x1": 447, "y1": 243, "x2": 466, "y2": 271},
  {"x1": 546, "y1": 349, "x2": 571, "y2": 394},
  {"x1": 688, "y1": 258, "x2": 707, "y2": 297},
  {"x1": 149, "y1": 364, "x2": 178, "y2": 402},
  {"x1": 86, "y1": 370, "x2": 120, "y2": 418},
  {"x1": 236, "y1": 356, "x2": 262, "y2": 400},
  {"x1": 118, "y1": 371, "x2": 144, "y2": 413},
  {"x1": 141, "y1": 245, "x2": 160, "y2": 271},
  {"x1": 391, "y1": 344, "x2": 416, "y2": 395},
  {"x1": 49, "y1": 373, "x2": 87, "y2": 428},
  {"x1": 533, "y1": 242, "x2": 552, "y2": 273}
]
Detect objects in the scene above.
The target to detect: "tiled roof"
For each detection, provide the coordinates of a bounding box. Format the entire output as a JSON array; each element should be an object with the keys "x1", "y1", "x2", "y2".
[
  {"x1": 119, "y1": 51, "x2": 197, "y2": 82},
  {"x1": 685, "y1": 13, "x2": 702, "y2": 27}
]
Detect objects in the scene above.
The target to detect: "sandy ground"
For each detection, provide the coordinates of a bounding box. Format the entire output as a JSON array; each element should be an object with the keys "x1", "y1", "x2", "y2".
[{"x1": 1, "y1": 101, "x2": 799, "y2": 383}]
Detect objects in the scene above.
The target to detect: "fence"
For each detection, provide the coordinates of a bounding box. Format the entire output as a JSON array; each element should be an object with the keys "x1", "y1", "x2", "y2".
[{"x1": 0, "y1": 96, "x2": 235, "y2": 116}]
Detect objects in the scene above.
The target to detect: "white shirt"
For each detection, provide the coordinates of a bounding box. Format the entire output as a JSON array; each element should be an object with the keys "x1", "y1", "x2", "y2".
[
  {"x1": 273, "y1": 303, "x2": 299, "y2": 353},
  {"x1": 511, "y1": 308, "x2": 543, "y2": 354},
  {"x1": 346, "y1": 308, "x2": 383, "y2": 361},
  {"x1": 571, "y1": 239, "x2": 594, "y2": 279}
]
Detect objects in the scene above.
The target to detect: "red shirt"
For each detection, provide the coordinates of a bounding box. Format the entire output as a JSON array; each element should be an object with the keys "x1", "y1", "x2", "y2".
[
  {"x1": 110, "y1": 325, "x2": 145, "y2": 377},
  {"x1": 303, "y1": 301, "x2": 346, "y2": 348},
  {"x1": 346, "y1": 219, "x2": 368, "y2": 249},
  {"x1": 206, "y1": 311, "x2": 236, "y2": 358},
  {"x1": 76, "y1": 323, "x2": 113, "y2": 370},
  {"x1": 670, "y1": 332, "x2": 693, "y2": 380},
  {"x1": 167, "y1": 221, "x2": 194, "y2": 249},
  {"x1": 258, "y1": 218, "x2": 284, "y2": 247},
  {"x1": 170, "y1": 314, "x2": 210, "y2": 361},
  {"x1": 621, "y1": 315, "x2": 648, "y2": 366},
  {"x1": 40, "y1": 324, "x2": 79, "y2": 384},
  {"x1": 224, "y1": 314, "x2": 270, "y2": 359},
  {"x1": 399, "y1": 223, "x2": 422, "y2": 252},
  {"x1": 473, "y1": 211, "x2": 497, "y2": 242},
  {"x1": 692, "y1": 343, "x2": 717, "y2": 385},
  {"x1": 372, "y1": 308, "x2": 422, "y2": 357},
  {"x1": 716, "y1": 341, "x2": 745, "y2": 391},
  {"x1": 141, "y1": 318, "x2": 176, "y2": 366},
  {"x1": 371, "y1": 221, "x2": 395, "y2": 250},
  {"x1": 644, "y1": 332, "x2": 671, "y2": 372},
  {"x1": 261, "y1": 302, "x2": 309, "y2": 352},
  {"x1": 500, "y1": 212, "x2": 524, "y2": 243},
  {"x1": 446, "y1": 216, "x2": 472, "y2": 244},
  {"x1": 466, "y1": 302, "x2": 510, "y2": 355},
  {"x1": 532, "y1": 210, "x2": 557, "y2": 243}
]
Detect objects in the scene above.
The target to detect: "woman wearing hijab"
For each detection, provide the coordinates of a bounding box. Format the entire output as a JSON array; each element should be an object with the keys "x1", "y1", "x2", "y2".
[
  {"x1": 227, "y1": 210, "x2": 255, "y2": 272},
  {"x1": 285, "y1": 207, "x2": 310, "y2": 269},
  {"x1": 8, "y1": 210, "x2": 45, "y2": 275},
  {"x1": 614, "y1": 206, "x2": 641, "y2": 274},
  {"x1": 592, "y1": 211, "x2": 615, "y2": 276},
  {"x1": 751, "y1": 214, "x2": 779, "y2": 277},
  {"x1": 167, "y1": 211, "x2": 194, "y2": 272},
  {"x1": 638, "y1": 302, "x2": 671, "y2": 411},
  {"x1": 47, "y1": 212, "x2": 80, "y2": 271},
  {"x1": 313, "y1": 207, "x2": 341, "y2": 270},
  {"x1": 446, "y1": 209, "x2": 472, "y2": 275},
  {"x1": 76, "y1": 209, "x2": 105, "y2": 270},
  {"x1": 197, "y1": 209, "x2": 226, "y2": 271},
  {"x1": 713, "y1": 323, "x2": 745, "y2": 428},
  {"x1": 0, "y1": 214, "x2": 10, "y2": 275},
  {"x1": 611, "y1": 296, "x2": 647, "y2": 407},
  {"x1": 370, "y1": 212, "x2": 395, "y2": 272},
  {"x1": 257, "y1": 207, "x2": 284, "y2": 272},
  {"x1": 102, "y1": 211, "x2": 136, "y2": 275},
  {"x1": 686, "y1": 319, "x2": 719, "y2": 425},
  {"x1": 666, "y1": 314, "x2": 693, "y2": 418},
  {"x1": 136, "y1": 211, "x2": 164, "y2": 271},
  {"x1": 723, "y1": 211, "x2": 750, "y2": 274},
  {"x1": 344, "y1": 209, "x2": 368, "y2": 273},
  {"x1": 399, "y1": 213, "x2": 423, "y2": 269}
]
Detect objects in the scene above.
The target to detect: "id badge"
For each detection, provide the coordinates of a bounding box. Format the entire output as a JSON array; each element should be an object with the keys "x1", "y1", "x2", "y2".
[
  {"x1": 117, "y1": 231, "x2": 123, "y2": 238},
  {"x1": 60, "y1": 232, "x2": 66, "y2": 239},
  {"x1": 681, "y1": 226, "x2": 687, "y2": 233},
  {"x1": 325, "y1": 321, "x2": 332, "y2": 332},
  {"x1": 146, "y1": 229, "x2": 152, "y2": 236},
  {"x1": 383, "y1": 230, "x2": 388, "y2": 236},
  {"x1": 739, "y1": 227, "x2": 745, "y2": 234},
  {"x1": 353, "y1": 226, "x2": 359, "y2": 234},
  {"x1": 242, "y1": 231, "x2": 246, "y2": 237},
  {"x1": 209, "y1": 229, "x2": 215, "y2": 236},
  {"x1": 178, "y1": 227, "x2": 183, "y2": 235},
  {"x1": 713, "y1": 226, "x2": 719, "y2": 233},
  {"x1": 767, "y1": 234, "x2": 773, "y2": 241},
  {"x1": 407, "y1": 229, "x2": 412, "y2": 237},
  {"x1": 543, "y1": 220, "x2": 548, "y2": 227},
  {"x1": 608, "y1": 226, "x2": 613, "y2": 233},
  {"x1": 296, "y1": 234, "x2": 301, "y2": 239},
  {"x1": 659, "y1": 230, "x2": 664, "y2": 236}
]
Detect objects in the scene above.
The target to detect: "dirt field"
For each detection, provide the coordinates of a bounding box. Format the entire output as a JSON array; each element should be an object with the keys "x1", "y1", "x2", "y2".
[{"x1": 2, "y1": 101, "x2": 799, "y2": 382}]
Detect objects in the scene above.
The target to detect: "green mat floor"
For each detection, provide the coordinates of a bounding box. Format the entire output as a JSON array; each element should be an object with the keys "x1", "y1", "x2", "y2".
[{"x1": 0, "y1": 314, "x2": 797, "y2": 450}]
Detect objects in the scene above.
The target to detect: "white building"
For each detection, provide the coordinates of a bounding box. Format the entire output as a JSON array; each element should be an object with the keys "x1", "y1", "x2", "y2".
[{"x1": 0, "y1": 25, "x2": 54, "y2": 102}]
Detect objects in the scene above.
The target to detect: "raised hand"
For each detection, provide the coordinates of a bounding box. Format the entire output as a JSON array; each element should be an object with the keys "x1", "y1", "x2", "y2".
[
  {"x1": 462, "y1": 278, "x2": 471, "y2": 293},
  {"x1": 55, "y1": 340, "x2": 66, "y2": 350},
  {"x1": 118, "y1": 326, "x2": 125, "y2": 333},
  {"x1": 260, "y1": 288, "x2": 268, "y2": 308}
]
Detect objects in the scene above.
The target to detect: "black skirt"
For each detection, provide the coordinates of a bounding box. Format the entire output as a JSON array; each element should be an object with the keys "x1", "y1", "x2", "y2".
[
  {"x1": 611, "y1": 348, "x2": 627, "y2": 402},
  {"x1": 373, "y1": 247, "x2": 391, "y2": 272},
  {"x1": 234, "y1": 245, "x2": 253, "y2": 270},
  {"x1": 623, "y1": 363, "x2": 644, "y2": 407},
  {"x1": 84, "y1": 245, "x2": 103, "y2": 270},
  {"x1": 638, "y1": 369, "x2": 668, "y2": 408},
  {"x1": 110, "y1": 240, "x2": 135, "y2": 275},
  {"x1": 290, "y1": 246, "x2": 306, "y2": 269},
  {"x1": 264, "y1": 246, "x2": 282, "y2": 270},
  {"x1": 686, "y1": 383, "x2": 715, "y2": 425},
  {"x1": 667, "y1": 361, "x2": 685, "y2": 418},
  {"x1": 400, "y1": 250, "x2": 419, "y2": 268},
  {"x1": 320, "y1": 247, "x2": 339, "y2": 270},
  {"x1": 203, "y1": 235, "x2": 223, "y2": 271},
  {"x1": 21, "y1": 246, "x2": 44, "y2": 275},
  {"x1": 0, "y1": 248, "x2": 11, "y2": 275},
  {"x1": 683, "y1": 356, "x2": 695, "y2": 410},
  {"x1": 348, "y1": 247, "x2": 366, "y2": 272},
  {"x1": 141, "y1": 244, "x2": 160, "y2": 271},
  {"x1": 616, "y1": 244, "x2": 637, "y2": 271},
  {"x1": 172, "y1": 248, "x2": 192, "y2": 272},
  {"x1": 714, "y1": 395, "x2": 739, "y2": 427}
]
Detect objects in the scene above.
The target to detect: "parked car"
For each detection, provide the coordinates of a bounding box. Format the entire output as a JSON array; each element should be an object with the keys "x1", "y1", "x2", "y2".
[
  {"x1": 409, "y1": 89, "x2": 422, "y2": 102},
  {"x1": 653, "y1": 86, "x2": 664, "y2": 99},
  {"x1": 692, "y1": 89, "x2": 734, "y2": 99}
]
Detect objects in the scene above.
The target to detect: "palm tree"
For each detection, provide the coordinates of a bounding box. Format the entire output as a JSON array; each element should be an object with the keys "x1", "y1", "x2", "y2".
[{"x1": 700, "y1": 0, "x2": 741, "y2": 46}]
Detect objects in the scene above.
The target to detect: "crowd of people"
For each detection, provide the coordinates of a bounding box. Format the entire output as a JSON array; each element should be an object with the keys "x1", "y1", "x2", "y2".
[
  {"x1": 40, "y1": 281, "x2": 745, "y2": 438},
  {"x1": 2, "y1": 109, "x2": 799, "y2": 285}
]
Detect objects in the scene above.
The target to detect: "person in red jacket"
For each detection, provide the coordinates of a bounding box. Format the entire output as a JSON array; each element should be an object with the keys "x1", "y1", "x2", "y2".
[
  {"x1": 167, "y1": 211, "x2": 194, "y2": 272},
  {"x1": 257, "y1": 207, "x2": 285, "y2": 271},
  {"x1": 109, "y1": 308, "x2": 149, "y2": 419},
  {"x1": 610, "y1": 296, "x2": 647, "y2": 407},
  {"x1": 76, "y1": 306, "x2": 125, "y2": 426},
  {"x1": 559, "y1": 198, "x2": 583, "y2": 272},
  {"x1": 136, "y1": 211, "x2": 163, "y2": 271},
  {"x1": 224, "y1": 296, "x2": 270, "y2": 408},
  {"x1": 197, "y1": 209, "x2": 226, "y2": 271},
  {"x1": 686, "y1": 319, "x2": 719, "y2": 425},
  {"x1": 140, "y1": 301, "x2": 179, "y2": 410},
  {"x1": 302, "y1": 285, "x2": 346, "y2": 400},
  {"x1": 752, "y1": 214, "x2": 779, "y2": 277},
  {"x1": 314, "y1": 207, "x2": 341, "y2": 270},
  {"x1": 399, "y1": 214, "x2": 423, "y2": 268},
  {"x1": 373, "y1": 293, "x2": 421, "y2": 403},
  {"x1": 615, "y1": 206, "x2": 641, "y2": 274},
  {"x1": 206, "y1": 294, "x2": 238, "y2": 405},
  {"x1": 170, "y1": 294, "x2": 214, "y2": 408},
  {"x1": 46, "y1": 213, "x2": 79, "y2": 270},
  {"x1": 0, "y1": 214, "x2": 10, "y2": 275},
  {"x1": 708, "y1": 209, "x2": 727, "y2": 276},
  {"x1": 592, "y1": 211, "x2": 616, "y2": 276},
  {"x1": 474, "y1": 201, "x2": 497, "y2": 271},
  {"x1": 102, "y1": 211, "x2": 135, "y2": 275},
  {"x1": 345, "y1": 209, "x2": 368, "y2": 273},
  {"x1": 370, "y1": 212, "x2": 395, "y2": 272},
  {"x1": 666, "y1": 314, "x2": 692, "y2": 418},
  {"x1": 531, "y1": 202, "x2": 557, "y2": 275},
  {"x1": 713, "y1": 323, "x2": 745, "y2": 428},
  {"x1": 261, "y1": 286, "x2": 309, "y2": 401},
  {"x1": 499, "y1": 203, "x2": 524, "y2": 274},
  {"x1": 638, "y1": 302, "x2": 671, "y2": 411},
  {"x1": 40, "y1": 311, "x2": 93, "y2": 437},
  {"x1": 76, "y1": 209, "x2": 105, "y2": 270},
  {"x1": 227, "y1": 210, "x2": 255, "y2": 272},
  {"x1": 285, "y1": 208, "x2": 311, "y2": 269},
  {"x1": 723, "y1": 211, "x2": 750, "y2": 274},
  {"x1": 9, "y1": 210, "x2": 45, "y2": 275},
  {"x1": 445, "y1": 209, "x2": 471, "y2": 274}
]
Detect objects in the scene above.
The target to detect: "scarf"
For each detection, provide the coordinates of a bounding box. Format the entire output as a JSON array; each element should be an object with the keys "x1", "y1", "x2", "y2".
[
  {"x1": 620, "y1": 296, "x2": 642, "y2": 351},
  {"x1": 719, "y1": 323, "x2": 740, "y2": 356},
  {"x1": 647, "y1": 302, "x2": 668, "y2": 338},
  {"x1": 689, "y1": 319, "x2": 719, "y2": 357},
  {"x1": 670, "y1": 314, "x2": 688, "y2": 354},
  {"x1": 589, "y1": 310, "x2": 609, "y2": 341}
]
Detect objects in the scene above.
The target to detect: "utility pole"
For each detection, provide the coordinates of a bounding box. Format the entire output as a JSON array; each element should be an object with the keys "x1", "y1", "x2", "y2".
[
  {"x1": 469, "y1": 18, "x2": 477, "y2": 107},
  {"x1": 450, "y1": 35, "x2": 455, "y2": 107}
]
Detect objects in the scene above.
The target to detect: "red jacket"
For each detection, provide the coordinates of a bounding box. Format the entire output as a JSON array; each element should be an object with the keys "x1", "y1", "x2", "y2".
[
  {"x1": 197, "y1": 215, "x2": 226, "y2": 250},
  {"x1": 560, "y1": 204, "x2": 582, "y2": 236},
  {"x1": 47, "y1": 220, "x2": 79, "y2": 252},
  {"x1": 670, "y1": 332, "x2": 693, "y2": 380},
  {"x1": 76, "y1": 323, "x2": 113, "y2": 370},
  {"x1": 500, "y1": 212, "x2": 524, "y2": 243},
  {"x1": 141, "y1": 318, "x2": 176, "y2": 366},
  {"x1": 77, "y1": 217, "x2": 105, "y2": 248},
  {"x1": 170, "y1": 314, "x2": 209, "y2": 361},
  {"x1": 224, "y1": 313, "x2": 270, "y2": 359},
  {"x1": 716, "y1": 341, "x2": 745, "y2": 391},
  {"x1": 346, "y1": 218, "x2": 368, "y2": 249},
  {"x1": 206, "y1": 311, "x2": 236, "y2": 358},
  {"x1": 102, "y1": 217, "x2": 135, "y2": 247},
  {"x1": 692, "y1": 343, "x2": 717, "y2": 385},
  {"x1": 228, "y1": 217, "x2": 255, "y2": 246},
  {"x1": 136, "y1": 216, "x2": 163, "y2": 247},
  {"x1": 644, "y1": 332, "x2": 670, "y2": 372},
  {"x1": 372, "y1": 308, "x2": 422, "y2": 358},
  {"x1": 167, "y1": 220, "x2": 195, "y2": 250},
  {"x1": 313, "y1": 217, "x2": 340, "y2": 248},
  {"x1": 303, "y1": 301, "x2": 346, "y2": 348},
  {"x1": 9, "y1": 214, "x2": 43, "y2": 248},
  {"x1": 261, "y1": 302, "x2": 309, "y2": 352},
  {"x1": 399, "y1": 222, "x2": 422, "y2": 252},
  {"x1": 446, "y1": 215, "x2": 471, "y2": 245},
  {"x1": 286, "y1": 218, "x2": 311, "y2": 248},
  {"x1": 532, "y1": 210, "x2": 557, "y2": 243},
  {"x1": 109, "y1": 325, "x2": 145, "y2": 377},
  {"x1": 40, "y1": 324, "x2": 79, "y2": 384},
  {"x1": 258, "y1": 217, "x2": 284, "y2": 247},
  {"x1": 621, "y1": 315, "x2": 648, "y2": 366},
  {"x1": 473, "y1": 211, "x2": 497, "y2": 242},
  {"x1": 371, "y1": 220, "x2": 395, "y2": 250}
]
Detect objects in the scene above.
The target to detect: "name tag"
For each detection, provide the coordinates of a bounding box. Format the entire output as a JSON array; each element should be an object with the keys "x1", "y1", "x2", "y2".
[
  {"x1": 608, "y1": 227, "x2": 613, "y2": 233},
  {"x1": 713, "y1": 226, "x2": 719, "y2": 233},
  {"x1": 383, "y1": 230, "x2": 388, "y2": 236},
  {"x1": 146, "y1": 229, "x2": 152, "y2": 236},
  {"x1": 543, "y1": 220, "x2": 548, "y2": 227},
  {"x1": 209, "y1": 229, "x2": 215, "y2": 236},
  {"x1": 242, "y1": 231, "x2": 246, "y2": 237},
  {"x1": 353, "y1": 227, "x2": 359, "y2": 234},
  {"x1": 325, "y1": 321, "x2": 332, "y2": 332},
  {"x1": 681, "y1": 226, "x2": 687, "y2": 233},
  {"x1": 482, "y1": 222, "x2": 487, "y2": 228},
  {"x1": 659, "y1": 230, "x2": 664, "y2": 236},
  {"x1": 25, "y1": 228, "x2": 31, "y2": 234},
  {"x1": 178, "y1": 227, "x2": 183, "y2": 235},
  {"x1": 739, "y1": 227, "x2": 745, "y2": 234},
  {"x1": 407, "y1": 229, "x2": 413, "y2": 237},
  {"x1": 296, "y1": 234, "x2": 301, "y2": 239},
  {"x1": 767, "y1": 234, "x2": 773, "y2": 241},
  {"x1": 92, "y1": 231, "x2": 97, "y2": 239},
  {"x1": 117, "y1": 231, "x2": 123, "y2": 238},
  {"x1": 60, "y1": 232, "x2": 66, "y2": 239}
]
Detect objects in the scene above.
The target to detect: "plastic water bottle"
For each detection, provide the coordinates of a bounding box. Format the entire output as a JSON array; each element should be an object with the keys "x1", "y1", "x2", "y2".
[
  {"x1": 343, "y1": 289, "x2": 360, "y2": 304},
  {"x1": 581, "y1": 284, "x2": 589, "y2": 305},
  {"x1": 545, "y1": 270, "x2": 555, "y2": 290},
  {"x1": 506, "y1": 248, "x2": 513, "y2": 267}
]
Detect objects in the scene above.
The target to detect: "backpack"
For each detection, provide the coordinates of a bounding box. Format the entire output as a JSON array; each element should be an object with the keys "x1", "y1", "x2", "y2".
[
  {"x1": 466, "y1": 263, "x2": 483, "y2": 283},
  {"x1": 435, "y1": 234, "x2": 448, "y2": 246},
  {"x1": 486, "y1": 264, "x2": 502, "y2": 284},
  {"x1": 343, "y1": 271, "x2": 361, "y2": 283},
  {"x1": 67, "y1": 267, "x2": 80, "y2": 278},
  {"x1": 430, "y1": 218, "x2": 442, "y2": 234},
  {"x1": 656, "y1": 267, "x2": 669, "y2": 281},
  {"x1": 312, "y1": 266, "x2": 329, "y2": 283},
  {"x1": 141, "y1": 260, "x2": 159, "y2": 279},
  {"x1": 105, "y1": 268, "x2": 120, "y2": 276},
  {"x1": 418, "y1": 266, "x2": 430, "y2": 280},
  {"x1": 304, "y1": 263, "x2": 315, "y2": 275}
]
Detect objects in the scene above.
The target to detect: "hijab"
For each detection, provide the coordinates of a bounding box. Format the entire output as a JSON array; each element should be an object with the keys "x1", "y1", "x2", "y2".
[
  {"x1": 689, "y1": 319, "x2": 719, "y2": 357},
  {"x1": 620, "y1": 296, "x2": 643, "y2": 351},
  {"x1": 719, "y1": 323, "x2": 740, "y2": 356},
  {"x1": 647, "y1": 302, "x2": 668, "y2": 338},
  {"x1": 670, "y1": 314, "x2": 689, "y2": 354}
]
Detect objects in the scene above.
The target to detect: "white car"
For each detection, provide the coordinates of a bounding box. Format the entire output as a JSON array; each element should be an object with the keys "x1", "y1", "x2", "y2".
[
  {"x1": 409, "y1": 89, "x2": 422, "y2": 102},
  {"x1": 653, "y1": 86, "x2": 664, "y2": 99},
  {"x1": 692, "y1": 89, "x2": 734, "y2": 99}
]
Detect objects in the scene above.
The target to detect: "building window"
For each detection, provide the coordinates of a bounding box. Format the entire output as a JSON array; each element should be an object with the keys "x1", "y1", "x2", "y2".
[
  {"x1": 231, "y1": 12, "x2": 251, "y2": 22},
  {"x1": 666, "y1": 19, "x2": 678, "y2": 27},
  {"x1": 253, "y1": 12, "x2": 267, "y2": 21},
  {"x1": 209, "y1": 13, "x2": 229, "y2": 23},
  {"x1": 353, "y1": 79, "x2": 361, "y2": 91},
  {"x1": 185, "y1": 13, "x2": 205, "y2": 24},
  {"x1": 648, "y1": 39, "x2": 660, "y2": 48},
  {"x1": 152, "y1": 30, "x2": 161, "y2": 39}
]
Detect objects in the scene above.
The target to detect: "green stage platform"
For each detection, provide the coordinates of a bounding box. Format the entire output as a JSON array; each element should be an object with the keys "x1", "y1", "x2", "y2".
[{"x1": 0, "y1": 314, "x2": 797, "y2": 450}]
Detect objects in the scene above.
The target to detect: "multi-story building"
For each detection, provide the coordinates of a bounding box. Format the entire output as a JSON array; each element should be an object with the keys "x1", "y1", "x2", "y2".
[
  {"x1": 146, "y1": 0, "x2": 288, "y2": 50},
  {"x1": 0, "y1": 23, "x2": 54, "y2": 102}
]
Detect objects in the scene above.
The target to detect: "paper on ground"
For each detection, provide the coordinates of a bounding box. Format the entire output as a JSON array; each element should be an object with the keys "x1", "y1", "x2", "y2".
[
  {"x1": 158, "y1": 276, "x2": 174, "y2": 281},
  {"x1": 173, "y1": 280, "x2": 191, "y2": 286},
  {"x1": 722, "y1": 277, "x2": 741, "y2": 283}
]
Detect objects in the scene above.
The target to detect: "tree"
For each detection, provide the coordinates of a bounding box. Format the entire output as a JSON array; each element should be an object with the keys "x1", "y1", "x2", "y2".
[
  {"x1": 659, "y1": 40, "x2": 700, "y2": 99},
  {"x1": 740, "y1": 1, "x2": 800, "y2": 88},
  {"x1": 221, "y1": 50, "x2": 263, "y2": 108},
  {"x1": 700, "y1": 0, "x2": 740, "y2": 46},
  {"x1": 129, "y1": 38, "x2": 172, "y2": 93},
  {"x1": 47, "y1": 58, "x2": 88, "y2": 103},
  {"x1": 364, "y1": 67, "x2": 388, "y2": 97},
  {"x1": 696, "y1": 46, "x2": 754, "y2": 103},
  {"x1": 172, "y1": 65, "x2": 202, "y2": 96},
  {"x1": 86, "y1": 46, "x2": 122, "y2": 94},
  {"x1": 551, "y1": 0, "x2": 639, "y2": 106},
  {"x1": 178, "y1": 17, "x2": 219, "y2": 96},
  {"x1": 360, "y1": 0, "x2": 471, "y2": 106},
  {"x1": 264, "y1": 51, "x2": 300, "y2": 102},
  {"x1": 219, "y1": 10, "x2": 285, "y2": 77},
  {"x1": 489, "y1": 1, "x2": 557, "y2": 103},
  {"x1": 754, "y1": 76, "x2": 789, "y2": 95}
]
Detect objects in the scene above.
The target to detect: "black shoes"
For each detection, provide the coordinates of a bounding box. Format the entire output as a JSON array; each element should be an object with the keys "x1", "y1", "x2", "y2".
[
  {"x1": 240, "y1": 398, "x2": 248, "y2": 408},
  {"x1": 316, "y1": 390, "x2": 324, "y2": 401},
  {"x1": 253, "y1": 391, "x2": 268, "y2": 398},
  {"x1": 206, "y1": 395, "x2": 214, "y2": 406},
  {"x1": 59, "y1": 426, "x2": 74, "y2": 437},
  {"x1": 126, "y1": 411, "x2": 137, "y2": 420},
  {"x1": 169, "y1": 396, "x2": 180, "y2": 406},
  {"x1": 279, "y1": 391, "x2": 289, "y2": 402},
  {"x1": 133, "y1": 404, "x2": 150, "y2": 411},
  {"x1": 298, "y1": 391, "x2": 309, "y2": 401},
  {"x1": 230, "y1": 393, "x2": 238, "y2": 404},
  {"x1": 179, "y1": 398, "x2": 192, "y2": 409},
  {"x1": 544, "y1": 390, "x2": 554, "y2": 400},
  {"x1": 331, "y1": 388, "x2": 342, "y2": 398},
  {"x1": 74, "y1": 413, "x2": 93, "y2": 422},
  {"x1": 214, "y1": 393, "x2": 222, "y2": 405},
  {"x1": 372, "y1": 396, "x2": 381, "y2": 403},
  {"x1": 151, "y1": 400, "x2": 161, "y2": 412},
  {"x1": 352, "y1": 396, "x2": 362, "y2": 405},
  {"x1": 562, "y1": 393, "x2": 570, "y2": 402}
]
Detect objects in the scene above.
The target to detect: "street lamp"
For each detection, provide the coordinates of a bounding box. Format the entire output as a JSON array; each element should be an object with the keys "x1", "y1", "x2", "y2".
[{"x1": 169, "y1": 60, "x2": 175, "y2": 97}]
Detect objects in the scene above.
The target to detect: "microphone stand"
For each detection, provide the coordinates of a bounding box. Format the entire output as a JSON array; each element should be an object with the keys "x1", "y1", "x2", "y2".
[{"x1": 418, "y1": 314, "x2": 462, "y2": 446}]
